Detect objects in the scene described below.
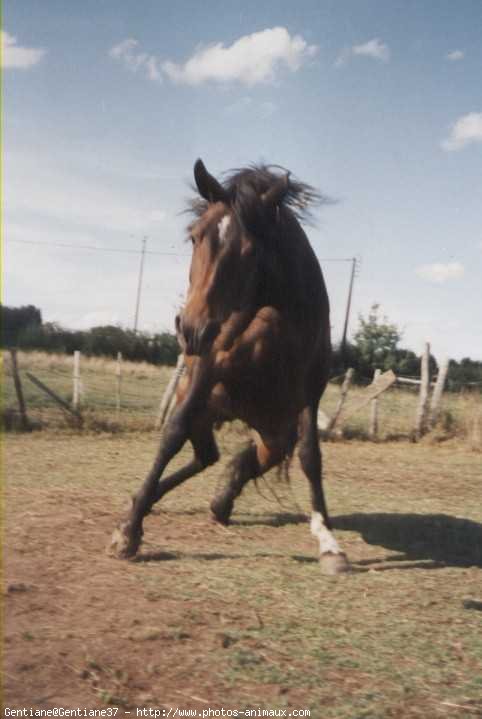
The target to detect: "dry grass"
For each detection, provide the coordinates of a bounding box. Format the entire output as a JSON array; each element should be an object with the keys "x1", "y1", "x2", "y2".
[
  {"x1": 2, "y1": 350, "x2": 174, "y2": 431},
  {"x1": 2, "y1": 350, "x2": 481, "y2": 450},
  {"x1": 13, "y1": 349, "x2": 169, "y2": 379}
]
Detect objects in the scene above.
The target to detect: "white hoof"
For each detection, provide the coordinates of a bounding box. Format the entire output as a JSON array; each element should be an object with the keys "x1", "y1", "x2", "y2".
[{"x1": 319, "y1": 552, "x2": 352, "y2": 575}]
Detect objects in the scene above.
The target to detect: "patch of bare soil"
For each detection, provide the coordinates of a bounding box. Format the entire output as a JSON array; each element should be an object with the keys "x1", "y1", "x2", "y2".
[{"x1": 4, "y1": 433, "x2": 482, "y2": 717}]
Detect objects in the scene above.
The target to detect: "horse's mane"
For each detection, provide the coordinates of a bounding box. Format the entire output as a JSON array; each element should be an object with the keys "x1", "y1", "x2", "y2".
[{"x1": 187, "y1": 164, "x2": 329, "y2": 227}]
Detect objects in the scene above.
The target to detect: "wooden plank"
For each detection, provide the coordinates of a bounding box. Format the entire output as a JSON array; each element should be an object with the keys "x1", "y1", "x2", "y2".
[
  {"x1": 26, "y1": 372, "x2": 83, "y2": 425},
  {"x1": 334, "y1": 369, "x2": 397, "y2": 427},
  {"x1": 397, "y1": 376, "x2": 436, "y2": 387}
]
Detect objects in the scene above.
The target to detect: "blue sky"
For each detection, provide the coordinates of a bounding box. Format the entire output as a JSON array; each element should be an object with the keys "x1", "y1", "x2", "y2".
[{"x1": 3, "y1": 1, "x2": 482, "y2": 361}]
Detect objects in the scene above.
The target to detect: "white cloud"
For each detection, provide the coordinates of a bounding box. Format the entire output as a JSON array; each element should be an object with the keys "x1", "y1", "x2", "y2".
[
  {"x1": 1, "y1": 29, "x2": 45, "y2": 69},
  {"x1": 353, "y1": 38, "x2": 390, "y2": 62},
  {"x1": 415, "y1": 262, "x2": 465, "y2": 283},
  {"x1": 335, "y1": 37, "x2": 390, "y2": 67},
  {"x1": 446, "y1": 50, "x2": 464, "y2": 62},
  {"x1": 441, "y1": 112, "x2": 482, "y2": 151},
  {"x1": 161, "y1": 27, "x2": 317, "y2": 86},
  {"x1": 109, "y1": 38, "x2": 162, "y2": 83},
  {"x1": 110, "y1": 28, "x2": 316, "y2": 87}
]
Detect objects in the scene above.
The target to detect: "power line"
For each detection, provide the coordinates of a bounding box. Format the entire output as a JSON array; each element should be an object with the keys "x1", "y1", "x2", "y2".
[
  {"x1": 6, "y1": 238, "x2": 354, "y2": 262},
  {"x1": 6, "y1": 238, "x2": 189, "y2": 257}
]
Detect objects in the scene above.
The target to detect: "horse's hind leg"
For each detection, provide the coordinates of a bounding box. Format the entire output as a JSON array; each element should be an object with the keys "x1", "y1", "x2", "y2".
[
  {"x1": 298, "y1": 405, "x2": 351, "y2": 575},
  {"x1": 110, "y1": 412, "x2": 218, "y2": 558},
  {"x1": 210, "y1": 435, "x2": 286, "y2": 525}
]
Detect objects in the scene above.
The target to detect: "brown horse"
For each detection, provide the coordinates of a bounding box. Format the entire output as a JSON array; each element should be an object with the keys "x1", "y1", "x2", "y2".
[{"x1": 111, "y1": 159, "x2": 350, "y2": 574}]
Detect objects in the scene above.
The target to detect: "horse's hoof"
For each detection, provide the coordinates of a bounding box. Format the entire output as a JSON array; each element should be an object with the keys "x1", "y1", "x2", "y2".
[
  {"x1": 108, "y1": 523, "x2": 142, "y2": 559},
  {"x1": 319, "y1": 552, "x2": 352, "y2": 576},
  {"x1": 210, "y1": 495, "x2": 233, "y2": 526}
]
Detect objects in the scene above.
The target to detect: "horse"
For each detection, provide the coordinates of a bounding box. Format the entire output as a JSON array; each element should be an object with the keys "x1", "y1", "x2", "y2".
[{"x1": 110, "y1": 159, "x2": 350, "y2": 575}]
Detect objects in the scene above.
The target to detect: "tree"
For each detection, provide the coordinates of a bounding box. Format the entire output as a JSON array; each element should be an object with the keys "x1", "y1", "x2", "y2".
[
  {"x1": 353, "y1": 304, "x2": 402, "y2": 375},
  {"x1": 1, "y1": 304, "x2": 43, "y2": 347}
]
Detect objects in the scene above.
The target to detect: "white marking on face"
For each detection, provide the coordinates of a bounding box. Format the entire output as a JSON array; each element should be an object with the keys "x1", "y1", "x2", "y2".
[
  {"x1": 310, "y1": 512, "x2": 342, "y2": 555},
  {"x1": 217, "y1": 215, "x2": 231, "y2": 244}
]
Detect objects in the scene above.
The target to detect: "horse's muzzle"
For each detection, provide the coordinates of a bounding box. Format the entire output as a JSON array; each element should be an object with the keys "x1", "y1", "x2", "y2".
[{"x1": 175, "y1": 315, "x2": 220, "y2": 356}]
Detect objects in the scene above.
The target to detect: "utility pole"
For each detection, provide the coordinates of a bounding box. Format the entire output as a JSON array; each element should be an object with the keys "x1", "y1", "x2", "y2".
[
  {"x1": 134, "y1": 236, "x2": 147, "y2": 333},
  {"x1": 340, "y1": 257, "x2": 357, "y2": 364}
]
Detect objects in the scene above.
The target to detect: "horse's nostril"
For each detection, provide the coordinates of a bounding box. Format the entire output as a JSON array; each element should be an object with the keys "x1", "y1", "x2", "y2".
[{"x1": 175, "y1": 314, "x2": 181, "y2": 333}]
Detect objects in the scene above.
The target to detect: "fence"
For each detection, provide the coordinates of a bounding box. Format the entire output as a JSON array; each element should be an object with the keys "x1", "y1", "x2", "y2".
[
  {"x1": 3, "y1": 350, "x2": 174, "y2": 431},
  {"x1": 2, "y1": 348, "x2": 481, "y2": 446}
]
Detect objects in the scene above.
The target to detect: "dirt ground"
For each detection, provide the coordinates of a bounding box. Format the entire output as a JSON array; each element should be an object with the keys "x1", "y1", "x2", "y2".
[{"x1": 3, "y1": 430, "x2": 482, "y2": 718}]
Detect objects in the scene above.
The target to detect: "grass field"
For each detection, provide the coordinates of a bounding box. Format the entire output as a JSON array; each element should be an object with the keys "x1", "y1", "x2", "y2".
[
  {"x1": 3, "y1": 422, "x2": 482, "y2": 717},
  {"x1": 3, "y1": 351, "x2": 482, "y2": 446}
]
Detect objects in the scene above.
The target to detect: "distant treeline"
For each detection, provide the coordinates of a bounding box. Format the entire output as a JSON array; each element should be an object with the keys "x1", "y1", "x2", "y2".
[
  {"x1": 1, "y1": 303, "x2": 481, "y2": 389},
  {"x1": 1, "y1": 304, "x2": 179, "y2": 366}
]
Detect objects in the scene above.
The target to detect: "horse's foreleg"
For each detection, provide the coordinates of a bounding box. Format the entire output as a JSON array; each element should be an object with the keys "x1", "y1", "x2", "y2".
[
  {"x1": 110, "y1": 404, "x2": 219, "y2": 559},
  {"x1": 153, "y1": 422, "x2": 219, "y2": 502},
  {"x1": 110, "y1": 409, "x2": 191, "y2": 558},
  {"x1": 298, "y1": 406, "x2": 351, "y2": 575}
]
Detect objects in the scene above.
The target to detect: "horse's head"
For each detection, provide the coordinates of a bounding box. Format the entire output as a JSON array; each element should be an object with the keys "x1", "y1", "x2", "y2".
[{"x1": 176, "y1": 159, "x2": 289, "y2": 356}]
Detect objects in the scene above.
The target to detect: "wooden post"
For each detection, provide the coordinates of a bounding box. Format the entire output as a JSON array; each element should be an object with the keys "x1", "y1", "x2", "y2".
[
  {"x1": 72, "y1": 350, "x2": 81, "y2": 409},
  {"x1": 369, "y1": 368, "x2": 381, "y2": 439},
  {"x1": 155, "y1": 355, "x2": 185, "y2": 430},
  {"x1": 429, "y1": 358, "x2": 449, "y2": 428},
  {"x1": 115, "y1": 352, "x2": 122, "y2": 416},
  {"x1": 9, "y1": 349, "x2": 30, "y2": 431},
  {"x1": 330, "y1": 369, "x2": 396, "y2": 430},
  {"x1": 414, "y1": 343, "x2": 430, "y2": 440},
  {"x1": 328, "y1": 367, "x2": 354, "y2": 433}
]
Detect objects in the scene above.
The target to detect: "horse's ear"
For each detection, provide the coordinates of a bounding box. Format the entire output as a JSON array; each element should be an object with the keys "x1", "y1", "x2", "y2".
[
  {"x1": 194, "y1": 159, "x2": 228, "y2": 204},
  {"x1": 261, "y1": 172, "x2": 290, "y2": 209}
]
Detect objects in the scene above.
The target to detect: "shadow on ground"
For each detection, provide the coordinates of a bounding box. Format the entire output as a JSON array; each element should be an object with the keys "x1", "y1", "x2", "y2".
[
  {"x1": 333, "y1": 513, "x2": 482, "y2": 568},
  {"x1": 230, "y1": 512, "x2": 308, "y2": 528},
  {"x1": 133, "y1": 512, "x2": 482, "y2": 570}
]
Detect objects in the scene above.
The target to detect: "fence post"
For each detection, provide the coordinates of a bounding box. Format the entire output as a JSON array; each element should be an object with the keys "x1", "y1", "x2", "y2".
[
  {"x1": 414, "y1": 343, "x2": 430, "y2": 440},
  {"x1": 10, "y1": 349, "x2": 30, "y2": 430},
  {"x1": 369, "y1": 368, "x2": 381, "y2": 439},
  {"x1": 155, "y1": 355, "x2": 185, "y2": 430},
  {"x1": 115, "y1": 352, "x2": 122, "y2": 416},
  {"x1": 429, "y1": 357, "x2": 449, "y2": 428},
  {"x1": 328, "y1": 367, "x2": 354, "y2": 434},
  {"x1": 73, "y1": 350, "x2": 81, "y2": 410}
]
